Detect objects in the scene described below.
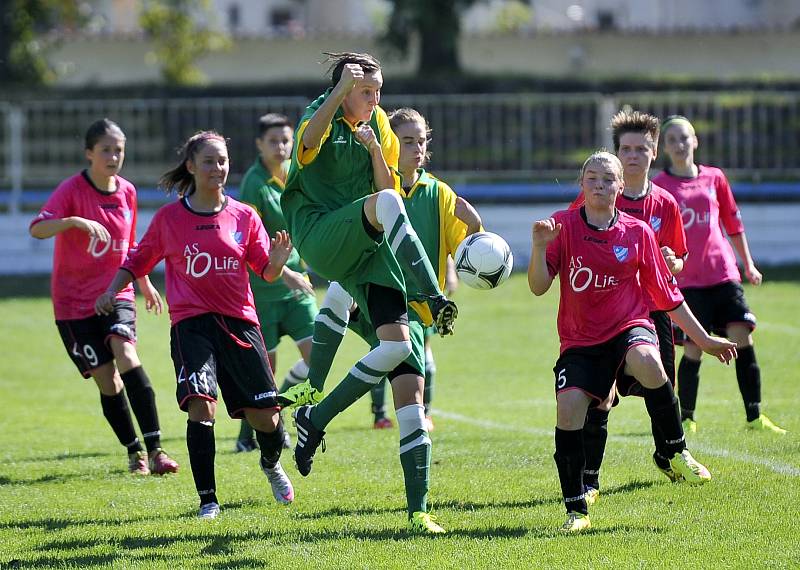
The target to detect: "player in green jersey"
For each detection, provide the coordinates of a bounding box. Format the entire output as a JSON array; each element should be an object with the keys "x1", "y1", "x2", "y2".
[
  {"x1": 291, "y1": 106, "x2": 481, "y2": 533},
  {"x1": 235, "y1": 113, "x2": 318, "y2": 452}
]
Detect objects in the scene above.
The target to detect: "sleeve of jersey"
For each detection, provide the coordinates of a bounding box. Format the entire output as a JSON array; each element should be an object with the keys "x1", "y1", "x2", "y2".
[
  {"x1": 662, "y1": 198, "x2": 688, "y2": 258},
  {"x1": 129, "y1": 187, "x2": 138, "y2": 248},
  {"x1": 245, "y1": 212, "x2": 271, "y2": 277},
  {"x1": 238, "y1": 173, "x2": 263, "y2": 218},
  {"x1": 294, "y1": 117, "x2": 332, "y2": 167},
  {"x1": 123, "y1": 210, "x2": 164, "y2": 279},
  {"x1": 639, "y1": 225, "x2": 684, "y2": 311},
  {"x1": 29, "y1": 181, "x2": 71, "y2": 229},
  {"x1": 716, "y1": 172, "x2": 745, "y2": 236},
  {"x1": 375, "y1": 107, "x2": 401, "y2": 191}
]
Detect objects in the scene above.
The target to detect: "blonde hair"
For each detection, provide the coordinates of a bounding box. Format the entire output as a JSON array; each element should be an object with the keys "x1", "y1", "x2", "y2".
[
  {"x1": 579, "y1": 150, "x2": 623, "y2": 182},
  {"x1": 661, "y1": 115, "x2": 695, "y2": 136},
  {"x1": 388, "y1": 107, "x2": 432, "y2": 164}
]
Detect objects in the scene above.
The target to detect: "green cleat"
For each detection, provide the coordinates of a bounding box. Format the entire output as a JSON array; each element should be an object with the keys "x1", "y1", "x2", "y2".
[
  {"x1": 584, "y1": 486, "x2": 600, "y2": 506},
  {"x1": 278, "y1": 380, "x2": 323, "y2": 409},
  {"x1": 408, "y1": 512, "x2": 446, "y2": 534},
  {"x1": 559, "y1": 511, "x2": 591, "y2": 533},
  {"x1": 669, "y1": 450, "x2": 711, "y2": 485},
  {"x1": 682, "y1": 418, "x2": 698, "y2": 434},
  {"x1": 747, "y1": 414, "x2": 787, "y2": 435}
]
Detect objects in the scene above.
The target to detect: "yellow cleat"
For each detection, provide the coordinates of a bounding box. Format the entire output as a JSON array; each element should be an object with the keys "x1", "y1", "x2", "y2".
[
  {"x1": 278, "y1": 380, "x2": 323, "y2": 409},
  {"x1": 584, "y1": 487, "x2": 600, "y2": 506},
  {"x1": 408, "y1": 512, "x2": 446, "y2": 534},
  {"x1": 747, "y1": 414, "x2": 787, "y2": 435},
  {"x1": 669, "y1": 449, "x2": 711, "y2": 485},
  {"x1": 682, "y1": 418, "x2": 698, "y2": 434},
  {"x1": 559, "y1": 511, "x2": 591, "y2": 533}
]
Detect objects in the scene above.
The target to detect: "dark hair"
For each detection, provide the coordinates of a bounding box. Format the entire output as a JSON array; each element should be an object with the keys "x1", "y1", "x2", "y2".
[
  {"x1": 323, "y1": 51, "x2": 381, "y2": 86},
  {"x1": 257, "y1": 113, "x2": 291, "y2": 137},
  {"x1": 85, "y1": 118, "x2": 125, "y2": 150},
  {"x1": 159, "y1": 131, "x2": 227, "y2": 196},
  {"x1": 610, "y1": 110, "x2": 660, "y2": 152}
]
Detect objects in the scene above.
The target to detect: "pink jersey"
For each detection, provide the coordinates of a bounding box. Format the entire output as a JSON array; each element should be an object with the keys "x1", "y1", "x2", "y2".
[
  {"x1": 30, "y1": 172, "x2": 137, "y2": 320},
  {"x1": 653, "y1": 165, "x2": 744, "y2": 289},
  {"x1": 570, "y1": 182, "x2": 687, "y2": 311},
  {"x1": 546, "y1": 208, "x2": 684, "y2": 353},
  {"x1": 123, "y1": 196, "x2": 271, "y2": 326}
]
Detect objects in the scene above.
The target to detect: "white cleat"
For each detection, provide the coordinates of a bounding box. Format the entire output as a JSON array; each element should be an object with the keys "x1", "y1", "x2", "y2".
[{"x1": 262, "y1": 460, "x2": 295, "y2": 504}]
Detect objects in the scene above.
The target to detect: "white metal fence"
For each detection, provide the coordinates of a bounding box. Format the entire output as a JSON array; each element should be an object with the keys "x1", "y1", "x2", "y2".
[{"x1": 2, "y1": 91, "x2": 800, "y2": 212}]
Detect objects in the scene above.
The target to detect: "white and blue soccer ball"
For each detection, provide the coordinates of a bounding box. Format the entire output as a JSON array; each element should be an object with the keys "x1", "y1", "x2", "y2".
[{"x1": 454, "y1": 231, "x2": 513, "y2": 290}]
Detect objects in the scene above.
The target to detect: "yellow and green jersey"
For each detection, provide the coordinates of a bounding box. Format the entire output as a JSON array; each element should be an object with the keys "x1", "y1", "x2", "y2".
[
  {"x1": 281, "y1": 88, "x2": 400, "y2": 248},
  {"x1": 239, "y1": 157, "x2": 306, "y2": 302},
  {"x1": 403, "y1": 169, "x2": 475, "y2": 324}
]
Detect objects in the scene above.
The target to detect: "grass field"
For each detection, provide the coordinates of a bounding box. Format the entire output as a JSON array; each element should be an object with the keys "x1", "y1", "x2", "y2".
[{"x1": 1, "y1": 273, "x2": 798, "y2": 568}]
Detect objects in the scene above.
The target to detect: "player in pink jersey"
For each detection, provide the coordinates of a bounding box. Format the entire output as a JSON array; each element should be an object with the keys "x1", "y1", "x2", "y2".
[
  {"x1": 569, "y1": 111, "x2": 689, "y2": 503},
  {"x1": 29, "y1": 119, "x2": 178, "y2": 477},
  {"x1": 96, "y1": 131, "x2": 295, "y2": 519},
  {"x1": 654, "y1": 115, "x2": 785, "y2": 435},
  {"x1": 528, "y1": 151, "x2": 737, "y2": 532}
]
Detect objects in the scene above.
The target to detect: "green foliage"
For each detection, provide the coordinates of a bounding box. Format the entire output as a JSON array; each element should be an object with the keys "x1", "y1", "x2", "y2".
[
  {"x1": 0, "y1": 274, "x2": 798, "y2": 566},
  {"x1": 0, "y1": 0, "x2": 86, "y2": 85},
  {"x1": 139, "y1": 0, "x2": 230, "y2": 86}
]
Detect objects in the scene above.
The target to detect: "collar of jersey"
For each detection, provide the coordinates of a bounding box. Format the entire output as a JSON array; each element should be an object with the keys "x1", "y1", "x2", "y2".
[
  {"x1": 181, "y1": 194, "x2": 229, "y2": 217},
  {"x1": 251, "y1": 157, "x2": 285, "y2": 190},
  {"x1": 402, "y1": 168, "x2": 430, "y2": 199},
  {"x1": 579, "y1": 205, "x2": 619, "y2": 231}
]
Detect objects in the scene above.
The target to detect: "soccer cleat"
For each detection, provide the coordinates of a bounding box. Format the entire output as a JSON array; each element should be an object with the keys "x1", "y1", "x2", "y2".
[
  {"x1": 373, "y1": 417, "x2": 394, "y2": 430},
  {"x1": 278, "y1": 380, "x2": 323, "y2": 409},
  {"x1": 148, "y1": 448, "x2": 179, "y2": 475},
  {"x1": 261, "y1": 460, "x2": 295, "y2": 505},
  {"x1": 235, "y1": 439, "x2": 258, "y2": 453},
  {"x1": 408, "y1": 512, "x2": 446, "y2": 534},
  {"x1": 653, "y1": 454, "x2": 682, "y2": 483},
  {"x1": 293, "y1": 405, "x2": 325, "y2": 477},
  {"x1": 429, "y1": 296, "x2": 458, "y2": 336},
  {"x1": 198, "y1": 502, "x2": 220, "y2": 520},
  {"x1": 128, "y1": 451, "x2": 150, "y2": 475},
  {"x1": 682, "y1": 418, "x2": 698, "y2": 434},
  {"x1": 669, "y1": 449, "x2": 711, "y2": 485},
  {"x1": 424, "y1": 415, "x2": 435, "y2": 432},
  {"x1": 559, "y1": 511, "x2": 591, "y2": 533},
  {"x1": 746, "y1": 414, "x2": 787, "y2": 435},
  {"x1": 584, "y1": 486, "x2": 599, "y2": 506}
]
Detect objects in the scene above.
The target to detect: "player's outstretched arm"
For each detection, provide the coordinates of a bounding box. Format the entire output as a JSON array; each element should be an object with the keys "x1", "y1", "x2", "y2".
[
  {"x1": 528, "y1": 218, "x2": 560, "y2": 295},
  {"x1": 302, "y1": 64, "x2": 362, "y2": 151},
  {"x1": 263, "y1": 230, "x2": 292, "y2": 282},
  {"x1": 729, "y1": 233, "x2": 762, "y2": 285},
  {"x1": 668, "y1": 302, "x2": 737, "y2": 363},
  {"x1": 135, "y1": 276, "x2": 163, "y2": 315},
  {"x1": 96, "y1": 269, "x2": 135, "y2": 315},
  {"x1": 454, "y1": 196, "x2": 482, "y2": 236},
  {"x1": 30, "y1": 217, "x2": 110, "y2": 242}
]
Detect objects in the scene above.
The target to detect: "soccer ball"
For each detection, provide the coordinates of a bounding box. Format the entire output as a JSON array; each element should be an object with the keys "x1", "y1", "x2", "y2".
[{"x1": 454, "y1": 232, "x2": 513, "y2": 290}]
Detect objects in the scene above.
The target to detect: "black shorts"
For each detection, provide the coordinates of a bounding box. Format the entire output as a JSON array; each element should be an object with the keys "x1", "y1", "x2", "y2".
[
  {"x1": 170, "y1": 313, "x2": 279, "y2": 418},
  {"x1": 554, "y1": 326, "x2": 659, "y2": 404},
  {"x1": 621, "y1": 310, "x2": 676, "y2": 396},
  {"x1": 674, "y1": 281, "x2": 756, "y2": 344},
  {"x1": 56, "y1": 301, "x2": 137, "y2": 378}
]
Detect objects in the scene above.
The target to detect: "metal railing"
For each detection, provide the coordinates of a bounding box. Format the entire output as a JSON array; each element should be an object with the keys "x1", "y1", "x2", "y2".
[{"x1": 2, "y1": 91, "x2": 799, "y2": 212}]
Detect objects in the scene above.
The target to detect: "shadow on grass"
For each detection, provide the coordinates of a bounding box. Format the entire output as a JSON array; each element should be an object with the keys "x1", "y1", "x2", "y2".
[
  {"x1": 0, "y1": 472, "x2": 92, "y2": 486},
  {"x1": 9, "y1": 451, "x2": 112, "y2": 464}
]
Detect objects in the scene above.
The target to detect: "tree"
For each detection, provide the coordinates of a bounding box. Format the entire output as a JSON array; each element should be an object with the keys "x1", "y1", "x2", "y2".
[
  {"x1": 0, "y1": 0, "x2": 85, "y2": 85},
  {"x1": 139, "y1": 0, "x2": 230, "y2": 86}
]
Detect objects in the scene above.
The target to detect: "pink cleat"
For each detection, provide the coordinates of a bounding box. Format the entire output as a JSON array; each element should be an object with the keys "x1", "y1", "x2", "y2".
[{"x1": 148, "y1": 449, "x2": 179, "y2": 475}]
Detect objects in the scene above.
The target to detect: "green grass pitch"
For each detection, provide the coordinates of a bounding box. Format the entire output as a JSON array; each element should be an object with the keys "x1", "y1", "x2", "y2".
[{"x1": 0, "y1": 273, "x2": 798, "y2": 568}]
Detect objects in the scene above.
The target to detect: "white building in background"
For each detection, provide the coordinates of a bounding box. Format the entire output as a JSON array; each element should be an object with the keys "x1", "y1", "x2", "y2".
[{"x1": 86, "y1": 0, "x2": 800, "y2": 37}]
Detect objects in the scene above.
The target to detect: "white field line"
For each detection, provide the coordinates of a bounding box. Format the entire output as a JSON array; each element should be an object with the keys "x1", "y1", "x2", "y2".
[
  {"x1": 758, "y1": 321, "x2": 800, "y2": 335},
  {"x1": 433, "y1": 409, "x2": 800, "y2": 477}
]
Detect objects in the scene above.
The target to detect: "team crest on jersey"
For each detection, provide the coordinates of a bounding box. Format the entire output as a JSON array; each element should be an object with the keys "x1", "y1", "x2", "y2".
[
  {"x1": 707, "y1": 186, "x2": 717, "y2": 199},
  {"x1": 123, "y1": 209, "x2": 131, "y2": 222},
  {"x1": 613, "y1": 245, "x2": 629, "y2": 262},
  {"x1": 230, "y1": 230, "x2": 243, "y2": 245},
  {"x1": 650, "y1": 216, "x2": 662, "y2": 232}
]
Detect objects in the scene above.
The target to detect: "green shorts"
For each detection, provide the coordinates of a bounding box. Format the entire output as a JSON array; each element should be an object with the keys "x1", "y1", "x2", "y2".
[
  {"x1": 292, "y1": 197, "x2": 407, "y2": 310},
  {"x1": 255, "y1": 293, "x2": 318, "y2": 353},
  {"x1": 347, "y1": 307, "x2": 425, "y2": 377}
]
